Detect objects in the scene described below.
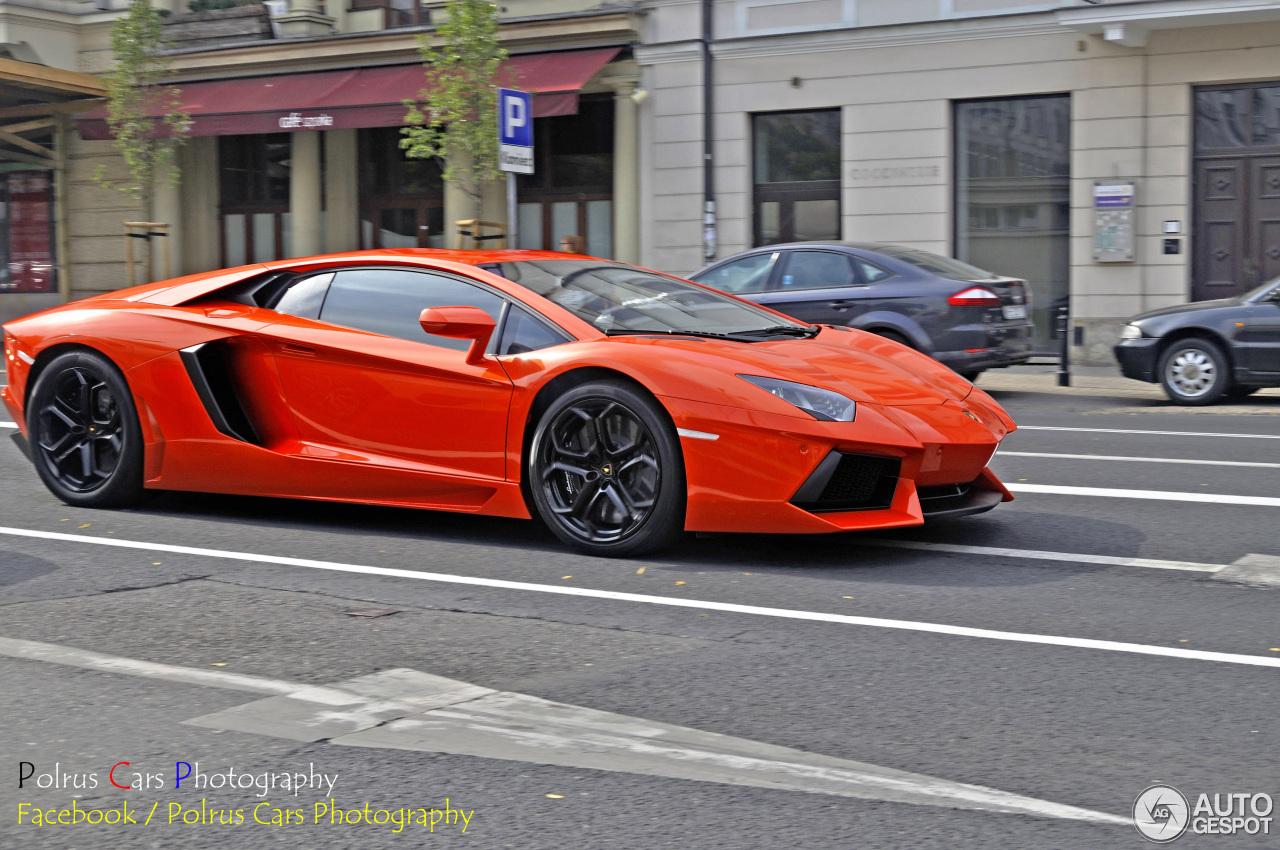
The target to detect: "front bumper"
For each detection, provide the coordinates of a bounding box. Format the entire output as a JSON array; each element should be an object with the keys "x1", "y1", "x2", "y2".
[
  {"x1": 659, "y1": 394, "x2": 1013, "y2": 534},
  {"x1": 1114, "y1": 338, "x2": 1161, "y2": 382}
]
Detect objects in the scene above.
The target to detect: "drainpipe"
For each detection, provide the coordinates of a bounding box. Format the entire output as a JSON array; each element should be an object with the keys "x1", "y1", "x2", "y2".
[{"x1": 701, "y1": 0, "x2": 716, "y2": 262}]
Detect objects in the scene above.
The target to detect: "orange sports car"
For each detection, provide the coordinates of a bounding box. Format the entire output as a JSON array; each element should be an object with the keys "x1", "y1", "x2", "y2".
[{"x1": 2, "y1": 250, "x2": 1015, "y2": 556}]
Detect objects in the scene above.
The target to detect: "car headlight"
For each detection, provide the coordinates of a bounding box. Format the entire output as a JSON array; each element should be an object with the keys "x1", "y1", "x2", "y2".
[
  {"x1": 1120, "y1": 324, "x2": 1144, "y2": 340},
  {"x1": 738, "y1": 375, "x2": 856, "y2": 422}
]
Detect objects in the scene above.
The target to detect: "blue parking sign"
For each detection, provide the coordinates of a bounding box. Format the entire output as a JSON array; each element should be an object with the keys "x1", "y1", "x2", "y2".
[{"x1": 498, "y1": 88, "x2": 533, "y2": 174}]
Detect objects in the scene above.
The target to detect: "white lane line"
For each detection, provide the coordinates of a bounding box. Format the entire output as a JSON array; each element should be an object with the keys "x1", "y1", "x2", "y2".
[
  {"x1": 864, "y1": 540, "x2": 1223, "y2": 573},
  {"x1": 1018, "y1": 425, "x2": 1280, "y2": 440},
  {"x1": 1, "y1": 525, "x2": 1277, "y2": 669},
  {"x1": 1001, "y1": 451, "x2": 1280, "y2": 470},
  {"x1": 1006, "y1": 483, "x2": 1280, "y2": 507},
  {"x1": 0, "y1": 421, "x2": 16, "y2": 428}
]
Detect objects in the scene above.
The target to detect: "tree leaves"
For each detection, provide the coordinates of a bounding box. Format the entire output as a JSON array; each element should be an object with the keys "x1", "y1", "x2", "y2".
[
  {"x1": 96, "y1": 0, "x2": 190, "y2": 205},
  {"x1": 401, "y1": 0, "x2": 511, "y2": 217}
]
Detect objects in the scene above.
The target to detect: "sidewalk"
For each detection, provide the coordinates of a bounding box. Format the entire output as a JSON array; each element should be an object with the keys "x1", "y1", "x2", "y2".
[{"x1": 977, "y1": 363, "x2": 1280, "y2": 406}]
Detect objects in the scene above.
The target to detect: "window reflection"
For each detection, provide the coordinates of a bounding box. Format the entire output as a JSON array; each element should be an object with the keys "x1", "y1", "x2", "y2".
[{"x1": 955, "y1": 96, "x2": 1070, "y2": 352}]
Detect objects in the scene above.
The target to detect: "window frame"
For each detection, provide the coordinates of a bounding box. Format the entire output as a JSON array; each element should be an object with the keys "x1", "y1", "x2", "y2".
[
  {"x1": 772, "y1": 249, "x2": 861, "y2": 293},
  {"x1": 750, "y1": 108, "x2": 843, "y2": 247},
  {"x1": 263, "y1": 264, "x2": 574, "y2": 356}
]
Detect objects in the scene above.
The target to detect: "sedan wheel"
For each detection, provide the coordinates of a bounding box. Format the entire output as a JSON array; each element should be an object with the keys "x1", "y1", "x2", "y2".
[
  {"x1": 1158, "y1": 339, "x2": 1230, "y2": 406},
  {"x1": 529, "y1": 381, "x2": 685, "y2": 557},
  {"x1": 28, "y1": 350, "x2": 146, "y2": 507}
]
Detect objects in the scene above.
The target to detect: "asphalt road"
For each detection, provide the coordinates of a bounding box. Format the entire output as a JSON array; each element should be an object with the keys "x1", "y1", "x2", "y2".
[{"x1": 2, "y1": 382, "x2": 1278, "y2": 848}]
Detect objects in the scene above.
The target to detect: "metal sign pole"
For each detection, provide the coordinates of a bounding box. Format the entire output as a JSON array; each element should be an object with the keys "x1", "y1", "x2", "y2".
[{"x1": 506, "y1": 171, "x2": 517, "y2": 249}]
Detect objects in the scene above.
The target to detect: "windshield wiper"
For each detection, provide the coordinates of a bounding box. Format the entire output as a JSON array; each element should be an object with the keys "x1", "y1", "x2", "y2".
[
  {"x1": 604, "y1": 328, "x2": 740, "y2": 340},
  {"x1": 732, "y1": 324, "x2": 819, "y2": 338}
]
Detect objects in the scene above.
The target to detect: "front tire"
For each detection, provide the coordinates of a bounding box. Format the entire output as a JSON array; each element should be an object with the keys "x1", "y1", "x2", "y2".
[
  {"x1": 1158, "y1": 338, "x2": 1230, "y2": 406},
  {"x1": 528, "y1": 381, "x2": 685, "y2": 557},
  {"x1": 27, "y1": 350, "x2": 146, "y2": 508}
]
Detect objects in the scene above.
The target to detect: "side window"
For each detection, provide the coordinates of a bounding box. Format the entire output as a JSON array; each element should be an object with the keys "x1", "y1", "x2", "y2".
[
  {"x1": 497, "y1": 307, "x2": 571, "y2": 355},
  {"x1": 692, "y1": 253, "x2": 776, "y2": 294},
  {"x1": 778, "y1": 251, "x2": 856, "y2": 291},
  {"x1": 319, "y1": 268, "x2": 504, "y2": 351},
  {"x1": 272, "y1": 272, "x2": 334, "y2": 319},
  {"x1": 852, "y1": 258, "x2": 894, "y2": 284}
]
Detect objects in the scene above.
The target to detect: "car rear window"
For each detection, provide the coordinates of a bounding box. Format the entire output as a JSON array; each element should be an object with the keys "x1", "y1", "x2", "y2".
[{"x1": 879, "y1": 249, "x2": 999, "y2": 282}]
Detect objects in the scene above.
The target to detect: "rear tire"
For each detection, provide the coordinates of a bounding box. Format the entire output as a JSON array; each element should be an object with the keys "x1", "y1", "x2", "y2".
[
  {"x1": 27, "y1": 350, "x2": 146, "y2": 508},
  {"x1": 1158, "y1": 338, "x2": 1230, "y2": 406},
  {"x1": 528, "y1": 381, "x2": 685, "y2": 557}
]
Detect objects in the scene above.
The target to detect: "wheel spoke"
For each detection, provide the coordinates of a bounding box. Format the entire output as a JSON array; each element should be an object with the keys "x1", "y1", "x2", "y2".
[{"x1": 541, "y1": 460, "x2": 591, "y2": 482}]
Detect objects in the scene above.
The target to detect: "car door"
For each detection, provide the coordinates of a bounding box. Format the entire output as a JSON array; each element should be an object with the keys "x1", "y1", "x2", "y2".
[
  {"x1": 1238, "y1": 287, "x2": 1280, "y2": 373},
  {"x1": 260, "y1": 266, "x2": 514, "y2": 482},
  {"x1": 750, "y1": 249, "x2": 866, "y2": 325}
]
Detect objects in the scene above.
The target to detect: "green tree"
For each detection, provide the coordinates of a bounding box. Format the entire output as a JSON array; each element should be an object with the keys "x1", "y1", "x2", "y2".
[
  {"x1": 401, "y1": 0, "x2": 508, "y2": 223},
  {"x1": 95, "y1": 0, "x2": 189, "y2": 211}
]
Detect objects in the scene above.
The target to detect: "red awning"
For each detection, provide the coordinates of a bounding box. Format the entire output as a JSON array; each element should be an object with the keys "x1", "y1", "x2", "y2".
[{"x1": 78, "y1": 46, "x2": 620, "y2": 139}]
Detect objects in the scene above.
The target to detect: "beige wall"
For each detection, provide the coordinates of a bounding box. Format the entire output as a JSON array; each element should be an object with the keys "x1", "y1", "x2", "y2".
[
  {"x1": 65, "y1": 134, "x2": 145, "y2": 299},
  {"x1": 639, "y1": 7, "x2": 1280, "y2": 364}
]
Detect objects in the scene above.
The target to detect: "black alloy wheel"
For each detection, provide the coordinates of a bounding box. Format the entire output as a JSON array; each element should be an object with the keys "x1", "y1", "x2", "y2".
[
  {"x1": 27, "y1": 350, "x2": 146, "y2": 507},
  {"x1": 529, "y1": 381, "x2": 685, "y2": 557}
]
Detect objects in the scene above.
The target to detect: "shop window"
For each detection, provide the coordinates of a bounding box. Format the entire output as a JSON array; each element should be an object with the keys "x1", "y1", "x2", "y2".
[
  {"x1": 0, "y1": 171, "x2": 56, "y2": 293},
  {"x1": 954, "y1": 95, "x2": 1070, "y2": 353},
  {"x1": 752, "y1": 110, "x2": 841, "y2": 246},
  {"x1": 219, "y1": 134, "x2": 291, "y2": 266},
  {"x1": 517, "y1": 96, "x2": 614, "y2": 256},
  {"x1": 358, "y1": 127, "x2": 444, "y2": 249}
]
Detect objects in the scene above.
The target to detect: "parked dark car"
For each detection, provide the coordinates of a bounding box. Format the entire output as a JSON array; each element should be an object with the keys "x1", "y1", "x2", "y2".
[
  {"x1": 1114, "y1": 277, "x2": 1280, "y2": 405},
  {"x1": 689, "y1": 242, "x2": 1034, "y2": 380}
]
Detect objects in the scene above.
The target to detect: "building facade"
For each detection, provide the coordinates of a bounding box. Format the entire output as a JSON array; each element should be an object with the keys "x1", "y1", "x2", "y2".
[
  {"x1": 8, "y1": 0, "x2": 1280, "y2": 369},
  {"x1": 637, "y1": 0, "x2": 1280, "y2": 363}
]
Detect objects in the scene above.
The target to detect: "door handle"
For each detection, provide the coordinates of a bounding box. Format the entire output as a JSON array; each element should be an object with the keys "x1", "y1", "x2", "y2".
[
  {"x1": 280, "y1": 343, "x2": 317, "y2": 356},
  {"x1": 828, "y1": 300, "x2": 855, "y2": 310}
]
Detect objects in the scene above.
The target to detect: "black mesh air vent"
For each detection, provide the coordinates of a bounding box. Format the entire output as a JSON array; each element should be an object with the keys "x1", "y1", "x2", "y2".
[{"x1": 792, "y1": 452, "x2": 900, "y2": 512}]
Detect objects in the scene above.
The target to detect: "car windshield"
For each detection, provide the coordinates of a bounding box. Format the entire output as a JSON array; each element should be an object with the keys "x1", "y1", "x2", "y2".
[
  {"x1": 489, "y1": 260, "x2": 813, "y2": 337},
  {"x1": 1243, "y1": 277, "x2": 1280, "y2": 302},
  {"x1": 877, "y1": 248, "x2": 1000, "y2": 282}
]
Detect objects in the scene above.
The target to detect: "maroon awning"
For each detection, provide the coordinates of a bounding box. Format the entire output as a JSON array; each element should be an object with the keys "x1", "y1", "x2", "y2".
[{"x1": 77, "y1": 47, "x2": 620, "y2": 139}]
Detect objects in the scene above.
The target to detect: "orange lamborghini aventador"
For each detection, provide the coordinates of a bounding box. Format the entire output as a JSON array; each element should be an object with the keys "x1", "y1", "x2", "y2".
[{"x1": 2, "y1": 250, "x2": 1015, "y2": 556}]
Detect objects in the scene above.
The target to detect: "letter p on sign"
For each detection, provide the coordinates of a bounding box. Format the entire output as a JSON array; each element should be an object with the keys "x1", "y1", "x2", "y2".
[{"x1": 498, "y1": 88, "x2": 534, "y2": 174}]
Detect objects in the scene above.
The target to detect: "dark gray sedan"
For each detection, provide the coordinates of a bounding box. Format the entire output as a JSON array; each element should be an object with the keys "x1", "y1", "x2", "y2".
[
  {"x1": 690, "y1": 242, "x2": 1034, "y2": 380},
  {"x1": 1114, "y1": 277, "x2": 1280, "y2": 405}
]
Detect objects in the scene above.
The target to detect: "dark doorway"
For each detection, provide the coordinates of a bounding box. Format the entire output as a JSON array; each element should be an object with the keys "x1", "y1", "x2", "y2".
[
  {"x1": 1194, "y1": 83, "x2": 1280, "y2": 300},
  {"x1": 358, "y1": 127, "x2": 444, "y2": 250}
]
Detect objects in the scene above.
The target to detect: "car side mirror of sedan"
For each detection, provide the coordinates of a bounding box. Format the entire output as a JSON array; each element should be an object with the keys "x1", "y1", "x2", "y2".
[{"x1": 419, "y1": 306, "x2": 497, "y2": 365}]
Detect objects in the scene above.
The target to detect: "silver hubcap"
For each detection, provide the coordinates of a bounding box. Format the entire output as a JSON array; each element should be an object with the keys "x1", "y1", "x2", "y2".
[{"x1": 1166, "y1": 348, "x2": 1216, "y2": 397}]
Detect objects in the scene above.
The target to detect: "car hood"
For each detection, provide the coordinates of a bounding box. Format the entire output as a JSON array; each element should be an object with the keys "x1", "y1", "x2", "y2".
[
  {"x1": 624, "y1": 329, "x2": 973, "y2": 407},
  {"x1": 1131, "y1": 298, "x2": 1240, "y2": 322}
]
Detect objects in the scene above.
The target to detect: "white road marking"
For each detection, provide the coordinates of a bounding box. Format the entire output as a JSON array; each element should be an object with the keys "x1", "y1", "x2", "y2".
[
  {"x1": 0, "y1": 638, "x2": 1125, "y2": 824},
  {"x1": 1000, "y1": 451, "x2": 1280, "y2": 470},
  {"x1": 1, "y1": 525, "x2": 1276, "y2": 669},
  {"x1": 1017, "y1": 425, "x2": 1280, "y2": 440},
  {"x1": 0, "y1": 421, "x2": 16, "y2": 429},
  {"x1": 864, "y1": 540, "x2": 1223, "y2": 573},
  {"x1": 676, "y1": 428, "x2": 720, "y2": 440},
  {"x1": 1006, "y1": 483, "x2": 1280, "y2": 507}
]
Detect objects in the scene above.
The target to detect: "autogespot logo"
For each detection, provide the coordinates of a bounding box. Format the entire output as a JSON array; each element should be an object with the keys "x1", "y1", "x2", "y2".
[{"x1": 1134, "y1": 785, "x2": 1190, "y2": 843}]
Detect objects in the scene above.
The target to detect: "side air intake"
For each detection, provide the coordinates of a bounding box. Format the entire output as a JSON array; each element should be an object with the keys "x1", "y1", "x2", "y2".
[{"x1": 179, "y1": 342, "x2": 261, "y2": 445}]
